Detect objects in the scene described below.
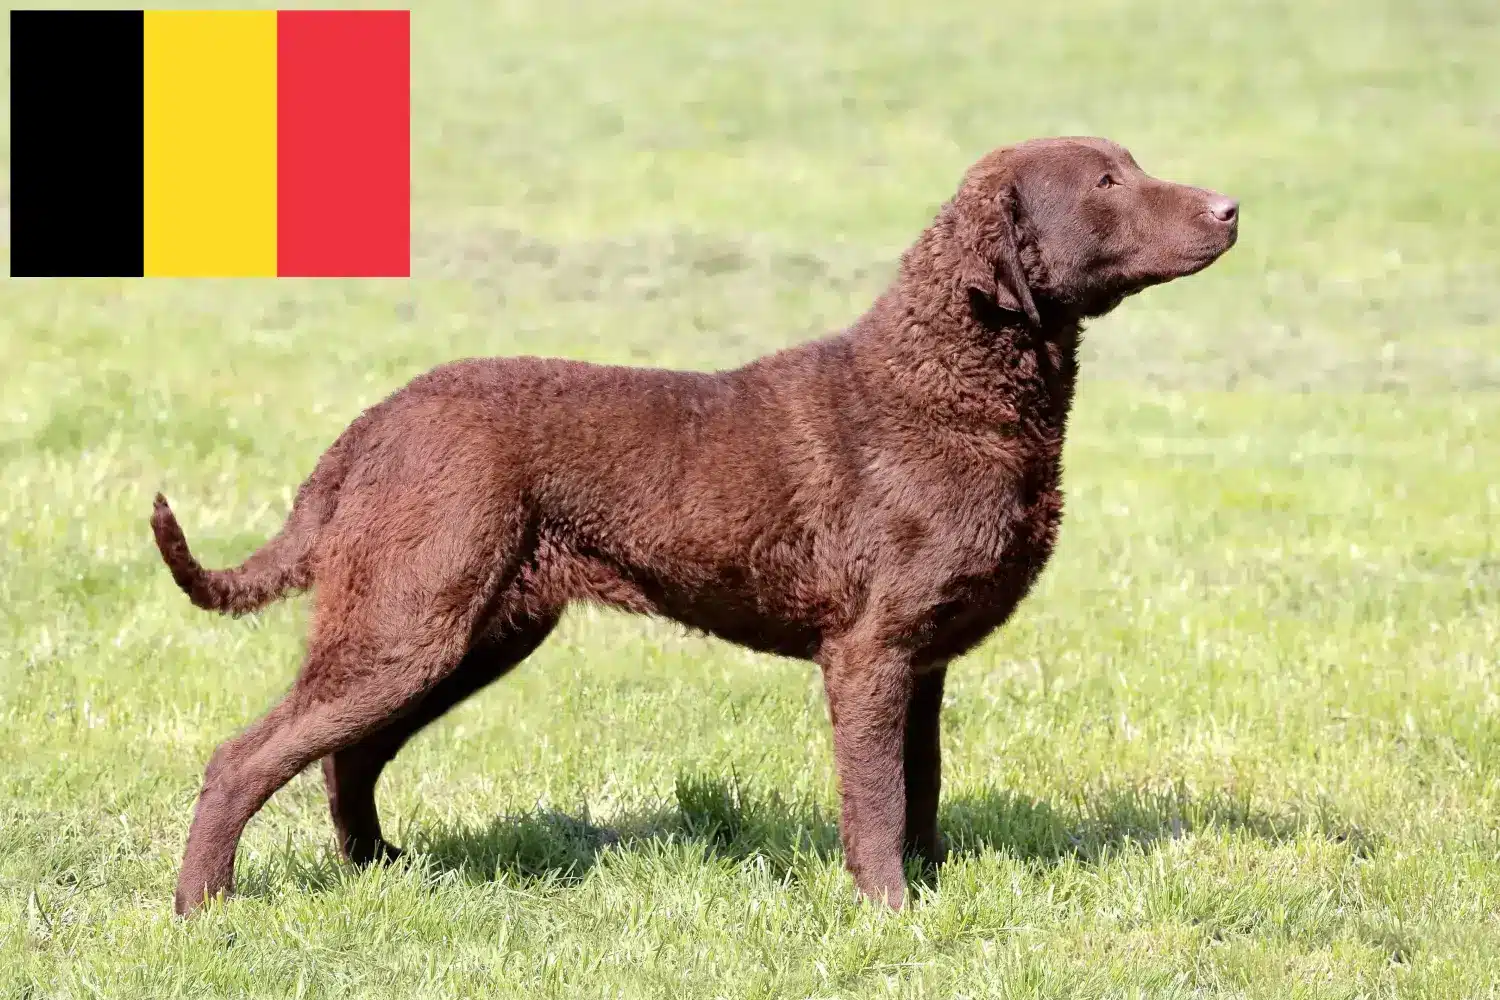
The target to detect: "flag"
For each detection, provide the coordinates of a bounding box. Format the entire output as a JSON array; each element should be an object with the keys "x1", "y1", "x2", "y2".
[{"x1": 10, "y1": 10, "x2": 410, "y2": 278}]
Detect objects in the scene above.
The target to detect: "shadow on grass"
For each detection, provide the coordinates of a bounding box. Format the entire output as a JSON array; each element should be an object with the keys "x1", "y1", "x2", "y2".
[{"x1": 317, "y1": 774, "x2": 1378, "y2": 893}]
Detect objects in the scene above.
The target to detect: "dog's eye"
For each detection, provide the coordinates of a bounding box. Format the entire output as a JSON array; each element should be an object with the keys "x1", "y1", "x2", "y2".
[{"x1": 1097, "y1": 173, "x2": 1116, "y2": 189}]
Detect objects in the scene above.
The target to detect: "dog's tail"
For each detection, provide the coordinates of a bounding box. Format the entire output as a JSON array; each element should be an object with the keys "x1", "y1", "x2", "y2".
[
  {"x1": 151, "y1": 419, "x2": 364, "y2": 616},
  {"x1": 150, "y1": 492, "x2": 321, "y2": 616}
]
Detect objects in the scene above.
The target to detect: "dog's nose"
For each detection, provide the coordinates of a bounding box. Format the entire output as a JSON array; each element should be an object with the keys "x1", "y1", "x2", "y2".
[{"x1": 1207, "y1": 195, "x2": 1238, "y2": 224}]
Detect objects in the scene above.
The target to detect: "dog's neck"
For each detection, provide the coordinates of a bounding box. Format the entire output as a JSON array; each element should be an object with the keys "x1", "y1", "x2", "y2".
[{"x1": 850, "y1": 232, "x2": 1081, "y2": 446}]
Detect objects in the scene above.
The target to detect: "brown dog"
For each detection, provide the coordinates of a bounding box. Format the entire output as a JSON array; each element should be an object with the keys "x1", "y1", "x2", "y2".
[{"x1": 153, "y1": 137, "x2": 1237, "y2": 915}]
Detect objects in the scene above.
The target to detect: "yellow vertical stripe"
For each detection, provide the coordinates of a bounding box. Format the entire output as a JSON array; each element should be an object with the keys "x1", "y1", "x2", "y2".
[{"x1": 144, "y1": 11, "x2": 277, "y2": 277}]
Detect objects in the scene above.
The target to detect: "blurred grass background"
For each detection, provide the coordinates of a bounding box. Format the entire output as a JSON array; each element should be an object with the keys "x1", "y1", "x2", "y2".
[{"x1": 1, "y1": 0, "x2": 1498, "y2": 996}]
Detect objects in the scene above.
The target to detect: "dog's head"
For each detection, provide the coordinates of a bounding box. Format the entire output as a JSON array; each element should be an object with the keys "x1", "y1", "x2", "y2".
[{"x1": 949, "y1": 136, "x2": 1238, "y2": 325}]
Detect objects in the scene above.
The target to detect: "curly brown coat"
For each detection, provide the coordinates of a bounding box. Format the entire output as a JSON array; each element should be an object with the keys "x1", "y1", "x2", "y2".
[{"x1": 154, "y1": 136, "x2": 1238, "y2": 914}]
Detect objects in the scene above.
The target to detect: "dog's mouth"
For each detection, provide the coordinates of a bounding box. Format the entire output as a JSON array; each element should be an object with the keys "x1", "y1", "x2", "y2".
[
  {"x1": 1103, "y1": 238, "x2": 1235, "y2": 303},
  {"x1": 1173, "y1": 232, "x2": 1238, "y2": 277}
]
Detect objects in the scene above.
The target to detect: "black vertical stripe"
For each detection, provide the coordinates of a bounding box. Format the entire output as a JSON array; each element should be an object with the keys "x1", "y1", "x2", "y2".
[{"x1": 10, "y1": 10, "x2": 144, "y2": 277}]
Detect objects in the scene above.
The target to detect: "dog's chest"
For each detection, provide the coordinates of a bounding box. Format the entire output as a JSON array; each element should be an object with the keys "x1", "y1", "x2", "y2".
[
  {"x1": 956, "y1": 438, "x2": 1065, "y2": 574},
  {"x1": 910, "y1": 481, "x2": 1064, "y2": 666},
  {"x1": 905, "y1": 405, "x2": 1070, "y2": 665}
]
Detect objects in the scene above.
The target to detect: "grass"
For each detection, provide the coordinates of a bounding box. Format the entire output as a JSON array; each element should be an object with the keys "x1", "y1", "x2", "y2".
[{"x1": 2, "y1": 0, "x2": 1499, "y2": 995}]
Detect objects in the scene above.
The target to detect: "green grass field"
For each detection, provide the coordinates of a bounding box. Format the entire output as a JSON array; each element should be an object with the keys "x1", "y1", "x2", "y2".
[{"x1": 3, "y1": 0, "x2": 1499, "y2": 995}]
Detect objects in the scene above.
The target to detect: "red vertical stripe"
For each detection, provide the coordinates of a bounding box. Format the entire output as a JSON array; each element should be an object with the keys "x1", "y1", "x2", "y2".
[{"x1": 277, "y1": 10, "x2": 409, "y2": 277}]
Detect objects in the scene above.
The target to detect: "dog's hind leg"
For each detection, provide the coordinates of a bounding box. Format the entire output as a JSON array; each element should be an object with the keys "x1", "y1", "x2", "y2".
[
  {"x1": 173, "y1": 613, "x2": 492, "y2": 915},
  {"x1": 173, "y1": 480, "x2": 532, "y2": 915},
  {"x1": 321, "y1": 612, "x2": 560, "y2": 865}
]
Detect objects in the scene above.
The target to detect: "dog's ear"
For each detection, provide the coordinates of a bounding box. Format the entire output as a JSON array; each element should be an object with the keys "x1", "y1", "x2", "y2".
[{"x1": 957, "y1": 184, "x2": 1040, "y2": 328}]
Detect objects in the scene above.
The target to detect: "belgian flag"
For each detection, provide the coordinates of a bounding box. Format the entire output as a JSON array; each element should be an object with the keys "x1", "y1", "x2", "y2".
[{"x1": 10, "y1": 10, "x2": 410, "y2": 278}]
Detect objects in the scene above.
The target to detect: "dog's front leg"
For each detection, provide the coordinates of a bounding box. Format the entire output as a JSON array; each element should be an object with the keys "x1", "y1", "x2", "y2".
[
  {"x1": 820, "y1": 634, "x2": 913, "y2": 909},
  {"x1": 903, "y1": 664, "x2": 948, "y2": 868}
]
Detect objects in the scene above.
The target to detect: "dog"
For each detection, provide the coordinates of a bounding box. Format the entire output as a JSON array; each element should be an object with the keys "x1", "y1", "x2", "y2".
[{"x1": 153, "y1": 136, "x2": 1238, "y2": 914}]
